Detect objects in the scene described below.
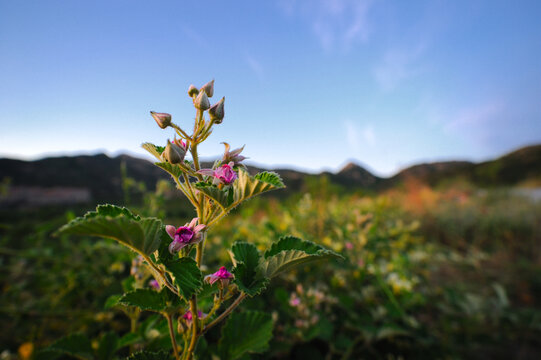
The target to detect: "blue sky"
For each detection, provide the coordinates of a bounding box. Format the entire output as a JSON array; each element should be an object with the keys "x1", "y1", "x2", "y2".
[{"x1": 1, "y1": 0, "x2": 540, "y2": 176}]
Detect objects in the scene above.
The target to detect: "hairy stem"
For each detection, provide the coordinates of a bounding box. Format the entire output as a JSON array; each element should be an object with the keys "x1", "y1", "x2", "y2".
[
  {"x1": 166, "y1": 313, "x2": 180, "y2": 360},
  {"x1": 185, "y1": 297, "x2": 200, "y2": 360},
  {"x1": 202, "y1": 292, "x2": 247, "y2": 334}
]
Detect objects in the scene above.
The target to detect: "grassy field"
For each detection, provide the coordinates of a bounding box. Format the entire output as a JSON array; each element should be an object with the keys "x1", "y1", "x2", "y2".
[{"x1": 1, "y1": 178, "x2": 540, "y2": 359}]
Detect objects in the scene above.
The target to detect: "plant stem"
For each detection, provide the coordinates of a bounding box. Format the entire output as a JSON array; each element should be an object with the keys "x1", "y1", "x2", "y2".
[
  {"x1": 185, "y1": 297, "x2": 200, "y2": 360},
  {"x1": 202, "y1": 292, "x2": 247, "y2": 334},
  {"x1": 165, "y1": 313, "x2": 180, "y2": 360}
]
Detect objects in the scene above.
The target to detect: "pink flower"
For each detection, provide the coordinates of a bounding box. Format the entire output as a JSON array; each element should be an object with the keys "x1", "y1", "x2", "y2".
[
  {"x1": 166, "y1": 218, "x2": 206, "y2": 254},
  {"x1": 289, "y1": 295, "x2": 301, "y2": 307},
  {"x1": 214, "y1": 163, "x2": 237, "y2": 185},
  {"x1": 197, "y1": 161, "x2": 237, "y2": 185},
  {"x1": 149, "y1": 279, "x2": 160, "y2": 290},
  {"x1": 204, "y1": 266, "x2": 234, "y2": 287},
  {"x1": 183, "y1": 310, "x2": 206, "y2": 324},
  {"x1": 345, "y1": 242, "x2": 354, "y2": 250},
  {"x1": 173, "y1": 138, "x2": 187, "y2": 151}
]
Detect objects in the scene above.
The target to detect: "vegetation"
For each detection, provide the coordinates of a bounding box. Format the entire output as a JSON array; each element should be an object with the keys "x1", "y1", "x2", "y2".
[{"x1": 1, "y1": 175, "x2": 540, "y2": 359}]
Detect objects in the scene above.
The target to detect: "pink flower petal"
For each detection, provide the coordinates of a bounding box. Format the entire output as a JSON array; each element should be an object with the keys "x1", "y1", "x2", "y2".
[{"x1": 165, "y1": 225, "x2": 176, "y2": 239}]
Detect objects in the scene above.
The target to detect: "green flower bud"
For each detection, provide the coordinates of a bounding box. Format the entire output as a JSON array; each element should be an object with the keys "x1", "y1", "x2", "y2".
[
  {"x1": 188, "y1": 84, "x2": 199, "y2": 98},
  {"x1": 200, "y1": 79, "x2": 214, "y2": 97},
  {"x1": 209, "y1": 97, "x2": 225, "y2": 124},
  {"x1": 150, "y1": 111, "x2": 172, "y2": 129},
  {"x1": 194, "y1": 89, "x2": 210, "y2": 111},
  {"x1": 163, "y1": 140, "x2": 185, "y2": 164}
]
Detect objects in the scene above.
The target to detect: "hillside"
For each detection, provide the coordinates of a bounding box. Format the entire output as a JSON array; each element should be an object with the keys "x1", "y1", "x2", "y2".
[{"x1": 0, "y1": 145, "x2": 540, "y2": 207}]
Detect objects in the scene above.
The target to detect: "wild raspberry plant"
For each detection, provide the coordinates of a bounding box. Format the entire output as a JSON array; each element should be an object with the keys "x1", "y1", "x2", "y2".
[{"x1": 55, "y1": 80, "x2": 341, "y2": 360}]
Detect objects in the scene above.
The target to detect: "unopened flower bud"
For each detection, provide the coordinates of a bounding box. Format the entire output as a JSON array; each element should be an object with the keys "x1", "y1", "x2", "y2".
[
  {"x1": 188, "y1": 84, "x2": 199, "y2": 98},
  {"x1": 163, "y1": 140, "x2": 185, "y2": 164},
  {"x1": 209, "y1": 97, "x2": 225, "y2": 124},
  {"x1": 150, "y1": 111, "x2": 172, "y2": 129},
  {"x1": 200, "y1": 79, "x2": 214, "y2": 97},
  {"x1": 194, "y1": 90, "x2": 210, "y2": 110}
]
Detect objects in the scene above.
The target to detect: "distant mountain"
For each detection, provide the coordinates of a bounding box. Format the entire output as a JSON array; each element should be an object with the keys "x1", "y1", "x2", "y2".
[
  {"x1": 0, "y1": 145, "x2": 539, "y2": 207},
  {"x1": 383, "y1": 144, "x2": 541, "y2": 188},
  {"x1": 331, "y1": 162, "x2": 381, "y2": 188}
]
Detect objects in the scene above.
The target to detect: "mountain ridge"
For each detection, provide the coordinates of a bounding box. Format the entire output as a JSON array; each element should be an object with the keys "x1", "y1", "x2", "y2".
[{"x1": 1, "y1": 145, "x2": 540, "y2": 207}]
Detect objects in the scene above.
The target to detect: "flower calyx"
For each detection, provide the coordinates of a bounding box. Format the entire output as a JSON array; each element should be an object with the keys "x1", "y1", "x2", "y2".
[
  {"x1": 200, "y1": 79, "x2": 214, "y2": 98},
  {"x1": 194, "y1": 89, "x2": 210, "y2": 111},
  {"x1": 222, "y1": 142, "x2": 246, "y2": 166},
  {"x1": 163, "y1": 139, "x2": 186, "y2": 164},
  {"x1": 188, "y1": 84, "x2": 199, "y2": 98},
  {"x1": 150, "y1": 111, "x2": 172, "y2": 129},
  {"x1": 209, "y1": 97, "x2": 225, "y2": 124}
]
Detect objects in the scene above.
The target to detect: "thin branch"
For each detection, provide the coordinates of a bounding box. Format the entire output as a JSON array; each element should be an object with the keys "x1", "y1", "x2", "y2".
[
  {"x1": 202, "y1": 292, "x2": 247, "y2": 334},
  {"x1": 165, "y1": 313, "x2": 181, "y2": 360}
]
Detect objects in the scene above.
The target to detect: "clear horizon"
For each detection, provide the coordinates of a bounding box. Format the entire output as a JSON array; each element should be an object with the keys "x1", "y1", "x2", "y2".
[{"x1": 1, "y1": 0, "x2": 540, "y2": 177}]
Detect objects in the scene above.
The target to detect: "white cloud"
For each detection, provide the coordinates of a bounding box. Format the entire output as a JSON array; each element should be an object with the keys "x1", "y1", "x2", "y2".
[
  {"x1": 373, "y1": 43, "x2": 426, "y2": 91},
  {"x1": 244, "y1": 54, "x2": 264, "y2": 80},
  {"x1": 344, "y1": 120, "x2": 376, "y2": 155},
  {"x1": 182, "y1": 25, "x2": 210, "y2": 50},
  {"x1": 361, "y1": 124, "x2": 376, "y2": 146},
  {"x1": 278, "y1": 0, "x2": 374, "y2": 51},
  {"x1": 444, "y1": 103, "x2": 503, "y2": 133}
]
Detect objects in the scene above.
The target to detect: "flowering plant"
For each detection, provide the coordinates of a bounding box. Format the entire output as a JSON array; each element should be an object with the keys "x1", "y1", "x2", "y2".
[{"x1": 53, "y1": 80, "x2": 341, "y2": 360}]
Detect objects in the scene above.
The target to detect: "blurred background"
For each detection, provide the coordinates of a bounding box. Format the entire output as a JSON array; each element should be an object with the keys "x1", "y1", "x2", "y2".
[{"x1": 1, "y1": 1, "x2": 540, "y2": 359}]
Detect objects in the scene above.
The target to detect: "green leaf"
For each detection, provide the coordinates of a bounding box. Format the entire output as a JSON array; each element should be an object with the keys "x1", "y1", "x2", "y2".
[
  {"x1": 92, "y1": 204, "x2": 141, "y2": 221},
  {"x1": 231, "y1": 170, "x2": 285, "y2": 207},
  {"x1": 126, "y1": 350, "x2": 169, "y2": 360},
  {"x1": 155, "y1": 162, "x2": 184, "y2": 180},
  {"x1": 257, "y1": 248, "x2": 342, "y2": 279},
  {"x1": 141, "y1": 142, "x2": 164, "y2": 161},
  {"x1": 117, "y1": 333, "x2": 141, "y2": 349},
  {"x1": 47, "y1": 333, "x2": 93, "y2": 360},
  {"x1": 163, "y1": 257, "x2": 203, "y2": 300},
  {"x1": 230, "y1": 242, "x2": 260, "y2": 268},
  {"x1": 264, "y1": 236, "x2": 329, "y2": 258},
  {"x1": 195, "y1": 182, "x2": 232, "y2": 209},
  {"x1": 253, "y1": 171, "x2": 284, "y2": 187},
  {"x1": 119, "y1": 289, "x2": 167, "y2": 312},
  {"x1": 233, "y1": 263, "x2": 269, "y2": 296},
  {"x1": 230, "y1": 242, "x2": 269, "y2": 296},
  {"x1": 56, "y1": 205, "x2": 163, "y2": 257},
  {"x1": 104, "y1": 294, "x2": 121, "y2": 309},
  {"x1": 97, "y1": 332, "x2": 119, "y2": 360},
  {"x1": 218, "y1": 311, "x2": 274, "y2": 360},
  {"x1": 258, "y1": 236, "x2": 344, "y2": 278}
]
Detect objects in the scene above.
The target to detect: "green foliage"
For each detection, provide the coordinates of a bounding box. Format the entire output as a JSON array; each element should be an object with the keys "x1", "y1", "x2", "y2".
[
  {"x1": 232, "y1": 170, "x2": 285, "y2": 206},
  {"x1": 57, "y1": 204, "x2": 163, "y2": 257},
  {"x1": 230, "y1": 242, "x2": 260, "y2": 269},
  {"x1": 97, "y1": 332, "x2": 119, "y2": 360},
  {"x1": 141, "y1": 142, "x2": 164, "y2": 161},
  {"x1": 119, "y1": 289, "x2": 167, "y2": 312},
  {"x1": 196, "y1": 170, "x2": 285, "y2": 214},
  {"x1": 162, "y1": 257, "x2": 203, "y2": 300},
  {"x1": 230, "y1": 242, "x2": 269, "y2": 296},
  {"x1": 264, "y1": 235, "x2": 333, "y2": 257},
  {"x1": 104, "y1": 294, "x2": 122, "y2": 309},
  {"x1": 46, "y1": 333, "x2": 93, "y2": 360},
  {"x1": 195, "y1": 182, "x2": 232, "y2": 209},
  {"x1": 218, "y1": 311, "x2": 274, "y2": 360},
  {"x1": 155, "y1": 162, "x2": 185, "y2": 180},
  {"x1": 253, "y1": 171, "x2": 284, "y2": 187},
  {"x1": 125, "y1": 350, "x2": 170, "y2": 360},
  {"x1": 258, "y1": 236, "x2": 343, "y2": 278}
]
